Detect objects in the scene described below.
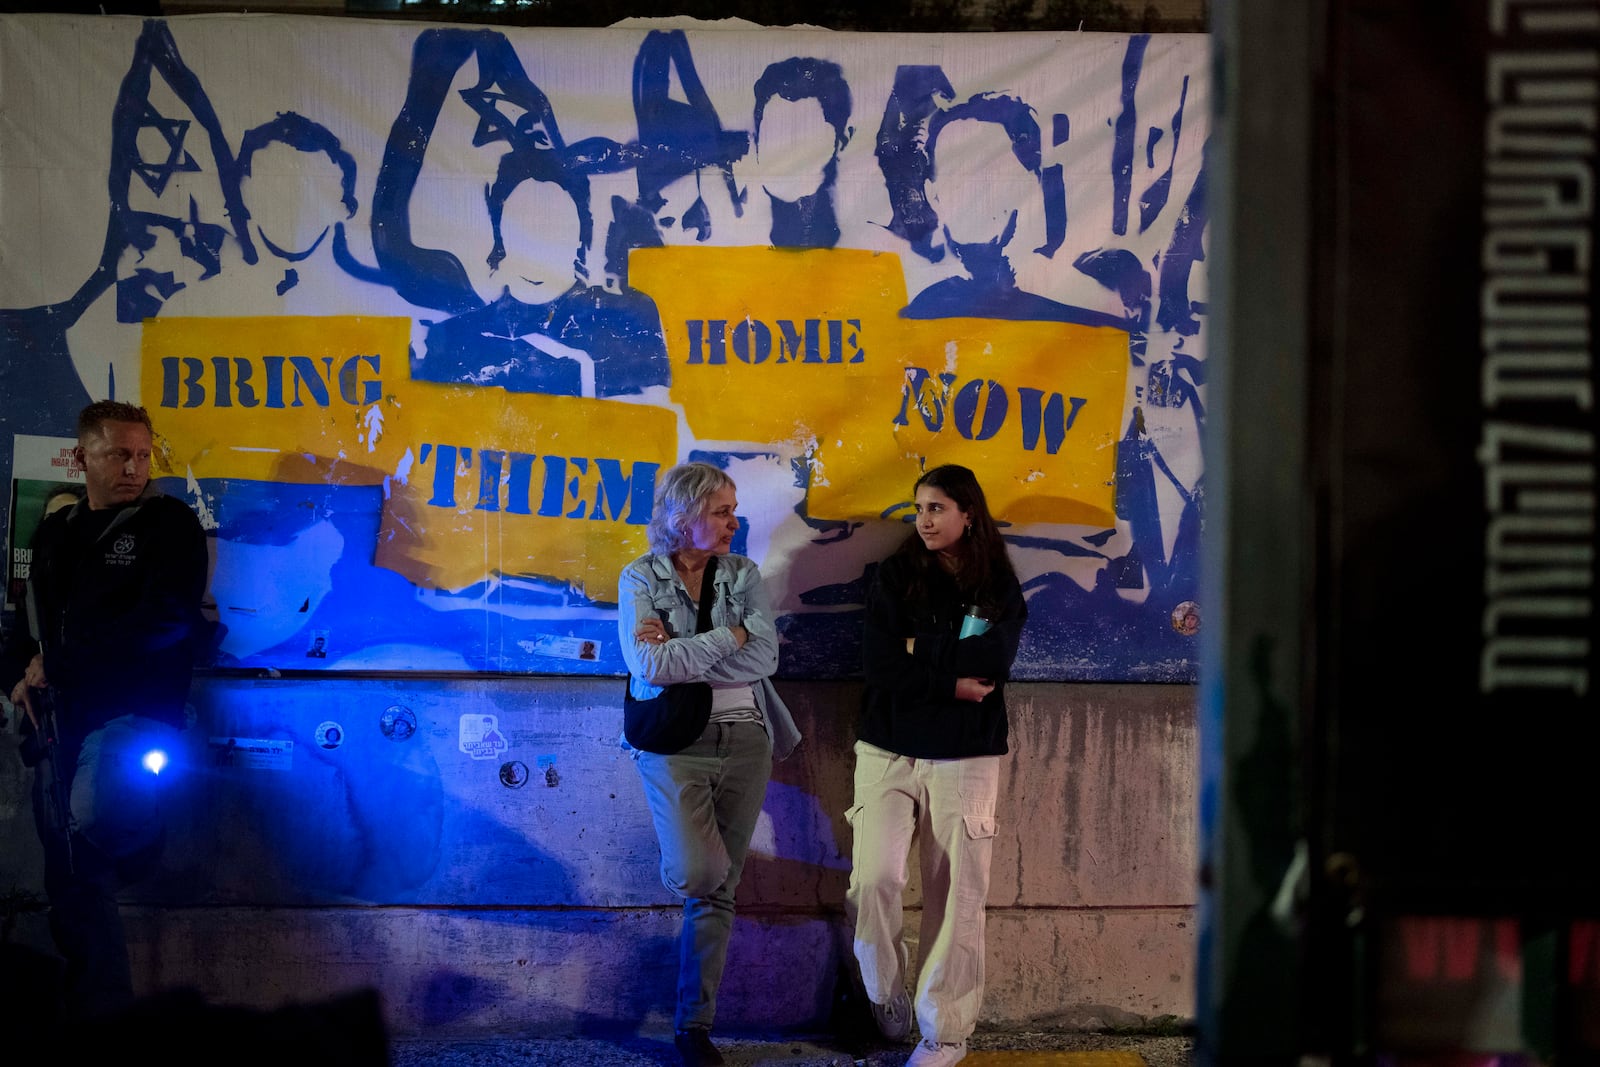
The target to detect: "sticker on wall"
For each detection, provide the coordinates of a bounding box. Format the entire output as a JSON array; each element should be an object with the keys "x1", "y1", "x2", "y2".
[
  {"x1": 315, "y1": 720, "x2": 345, "y2": 749},
  {"x1": 521, "y1": 635, "x2": 600, "y2": 661},
  {"x1": 380, "y1": 704, "x2": 417, "y2": 741},
  {"x1": 459, "y1": 714, "x2": 509, "y2": 760},
  {"x1": 208, "y1": 736, "x2": 293, "y2": 771},
  {"x1": 537, "y1": 753, "x2": 559, "y2": 787},
  {"x1": 306, "y1": 630, "x2": 330, "y2": 658},
  {"x1": 499, "y1": 761, "x2": 529, "y2": 788},
  {"x1": 1170, "y1": 601, "x2": 1200, "y2": 636}
]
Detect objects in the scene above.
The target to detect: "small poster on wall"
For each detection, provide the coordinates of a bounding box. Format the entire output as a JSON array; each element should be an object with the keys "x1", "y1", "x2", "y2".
[{"x1": 6, "y1": 435, "x2": 84, "y2": 616}]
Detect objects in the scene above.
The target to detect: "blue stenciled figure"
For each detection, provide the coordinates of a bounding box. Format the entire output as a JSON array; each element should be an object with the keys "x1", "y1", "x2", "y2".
[
  {"x1": 874, "y1": 65, "x2": 956, "y2": 265},
  {"x1": 238, "y1": 114, "x2": 358, "y2": 263},
  {"x1": 369, "y1": 27, "x2": 668, "y2": 399},
  {"x1": 631, "y1": 29, "x2": 749, "y2": 244},
  {"x1": 0, "y1": 19, "x2": 251, "y2": 438},
  {"x1": 752, "y1": 57, "x2": 852, "y2": 250},
  {"x1": 415, "y1": 138, "x2": 667, "y2": 398},
  {"x1": 897, "y1": 93, "x2": 1126, "y2": 329},
  {"x1": 604, "y1": 29, "x2": 752, "y2": 288},
  {"x1": 237, "y1": 112, "x2": 360, "y2": 296}
]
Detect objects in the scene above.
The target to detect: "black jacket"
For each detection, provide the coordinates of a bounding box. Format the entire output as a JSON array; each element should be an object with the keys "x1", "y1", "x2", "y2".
[
  {"x1": 856, "y1": 550, "x2": 1027, "y2": 760},
  {"x1": 1, "y1": 492, "x2": 207, "y2": 735}
]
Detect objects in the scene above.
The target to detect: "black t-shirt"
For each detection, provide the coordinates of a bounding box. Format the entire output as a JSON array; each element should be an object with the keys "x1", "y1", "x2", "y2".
[{"x1": 3, "y1": 493, "x2": 208, "y2": 734}]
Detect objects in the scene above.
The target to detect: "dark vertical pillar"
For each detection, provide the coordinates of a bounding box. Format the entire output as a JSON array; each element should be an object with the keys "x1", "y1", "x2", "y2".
[
  {"x1": 1208, "y1": 0, "x2": 1600, "y2": 1061},
  {"x1": 1200, "y1": 2, "x2": 1317, "y2": 1064},
  {"x1": 1312, "y1": 0, "x2": 1600, "y2": 1059}
]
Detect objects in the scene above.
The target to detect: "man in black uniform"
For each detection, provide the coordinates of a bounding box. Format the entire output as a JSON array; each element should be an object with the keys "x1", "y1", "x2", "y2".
[{"x1": 2, "y1": 400, "x2": 207, "y2": 1020}]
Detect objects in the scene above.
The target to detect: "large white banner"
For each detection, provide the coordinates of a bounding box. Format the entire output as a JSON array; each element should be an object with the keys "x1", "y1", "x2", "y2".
[{"x1": 0, "y1": 15, "x2": 1209, "y2": 679}]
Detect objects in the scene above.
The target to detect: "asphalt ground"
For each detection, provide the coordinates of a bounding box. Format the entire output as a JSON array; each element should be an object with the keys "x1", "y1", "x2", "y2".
[
  {"x1": 387, "y1": 1030, "x2": 1195, "y2": 1067},
  {"x1": 3, "y1": 944, "x2": 1194, "y2": 1067}
]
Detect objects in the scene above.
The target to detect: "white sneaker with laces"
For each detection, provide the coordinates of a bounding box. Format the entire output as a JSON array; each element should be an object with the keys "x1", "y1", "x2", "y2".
[
  {"x1": 868, "y1": 940, "x2": 912, "y2": 1042},
  {"x1": 905, "y1": 1038, "x2": 968, "y2": 1067},
  {"x1": 869, "y1": 984, "x2": 912, "y2": 1042}
]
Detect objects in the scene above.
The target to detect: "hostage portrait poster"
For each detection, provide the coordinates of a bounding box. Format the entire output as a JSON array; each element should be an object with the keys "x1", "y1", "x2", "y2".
[{"x1": 0, "y1": 14, "x2": 1209, "y2": 681}]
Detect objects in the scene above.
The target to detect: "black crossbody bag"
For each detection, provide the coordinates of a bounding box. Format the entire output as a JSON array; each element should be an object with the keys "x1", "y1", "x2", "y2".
[{"x1": 623, "y1": 555, "x2": 718, "y2": 754}]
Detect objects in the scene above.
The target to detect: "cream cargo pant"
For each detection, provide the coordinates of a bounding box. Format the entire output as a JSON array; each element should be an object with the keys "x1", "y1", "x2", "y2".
[{"x1": 845, "y1": 739, "x2": 1001, "y2": 1044}]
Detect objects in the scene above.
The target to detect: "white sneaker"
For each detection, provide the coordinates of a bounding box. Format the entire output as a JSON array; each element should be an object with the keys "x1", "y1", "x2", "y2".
[
  {"x1": 867, "y1": 940, "x2": 912, "y2": 1042},
  {"x1": 869, "y1": 984, "x2": 912, "y2": 1042},
  {"x1": 906, "y1": 1039, "x2": 968, "y2": 1067}
]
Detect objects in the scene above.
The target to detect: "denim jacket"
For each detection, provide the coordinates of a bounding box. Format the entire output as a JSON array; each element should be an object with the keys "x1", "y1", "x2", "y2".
[{"x1": 617, "y1": 552, "x2": 801, "y2": 760}]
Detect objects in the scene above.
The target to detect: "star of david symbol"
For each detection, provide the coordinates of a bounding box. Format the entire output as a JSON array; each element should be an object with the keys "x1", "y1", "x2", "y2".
[
  {"x1": 132, "y1": 101, "x2": 201, "y2": 197},
  {"x1": 461, "y1": 84, "x2": 554, "y2": 152}
]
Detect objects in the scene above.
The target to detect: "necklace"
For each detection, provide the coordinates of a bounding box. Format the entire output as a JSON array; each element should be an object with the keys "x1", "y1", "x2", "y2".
[{"x1": 673, "y1": 555, "x2": 707, "y2": 600}]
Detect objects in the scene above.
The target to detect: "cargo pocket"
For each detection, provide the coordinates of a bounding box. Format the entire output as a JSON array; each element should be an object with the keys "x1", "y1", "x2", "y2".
[
  {"x1": 954, "y1": 804, "x2": 999, "y2": 938},
  {"x1": 959, "y1": 767, "x2": 998, "y2": 840}
]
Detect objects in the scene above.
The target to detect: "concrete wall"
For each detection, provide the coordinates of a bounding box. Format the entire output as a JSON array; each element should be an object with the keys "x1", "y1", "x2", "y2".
[{"x1": 0, "y1": 676, "x2": 1196, "y2": 1036}]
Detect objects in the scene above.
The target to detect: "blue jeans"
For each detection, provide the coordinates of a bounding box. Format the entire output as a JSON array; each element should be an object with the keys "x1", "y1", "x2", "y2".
[
  {"x1": 634, "y1": 721, "x2": 772, "y2": 1030},
  {"x1": 33, "y1": 714, "x2": 182, "y2": 1018}
]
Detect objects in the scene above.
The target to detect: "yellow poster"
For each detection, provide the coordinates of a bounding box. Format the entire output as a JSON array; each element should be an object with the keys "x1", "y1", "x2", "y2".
[
  {"x1": 372, "y1": 381, "x2": 676, "y2": 598},
  {"x1": 814, "y1": 317, "x2": 1130, "y2": 527},
  {"x1": 141, "y1": 316, "x2": 411, "y2": 485},
  {"x1": 633, "y1": 246, "x2": 909, "y2": 447},
  {"x1": 635, "y1": 248, "x2": 1128, "y2": 526}
]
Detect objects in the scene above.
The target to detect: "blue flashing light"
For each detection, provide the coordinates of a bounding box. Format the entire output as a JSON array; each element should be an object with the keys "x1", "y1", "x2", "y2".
[{"x1": 141, "y1": 749, "x2": 168, "y2": 775}]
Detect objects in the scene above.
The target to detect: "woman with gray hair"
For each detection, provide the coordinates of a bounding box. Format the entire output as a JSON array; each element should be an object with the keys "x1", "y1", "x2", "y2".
[{"x1": 617, "y1": 461, "x2": 801, "y2": 1067}]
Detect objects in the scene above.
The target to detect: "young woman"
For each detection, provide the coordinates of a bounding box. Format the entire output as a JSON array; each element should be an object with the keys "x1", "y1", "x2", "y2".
[
  {"x1": 618, "y1": 462, "x2": 801, "y2": 1067},
  {"x1": 846, "y1": 464, "x2": 1027, "y2": 1067}
]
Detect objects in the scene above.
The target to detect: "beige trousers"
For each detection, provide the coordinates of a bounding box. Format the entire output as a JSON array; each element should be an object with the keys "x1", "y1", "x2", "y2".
[{"x1": 845, "y1": 739, "x2": 1001, "y2": 1044}]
